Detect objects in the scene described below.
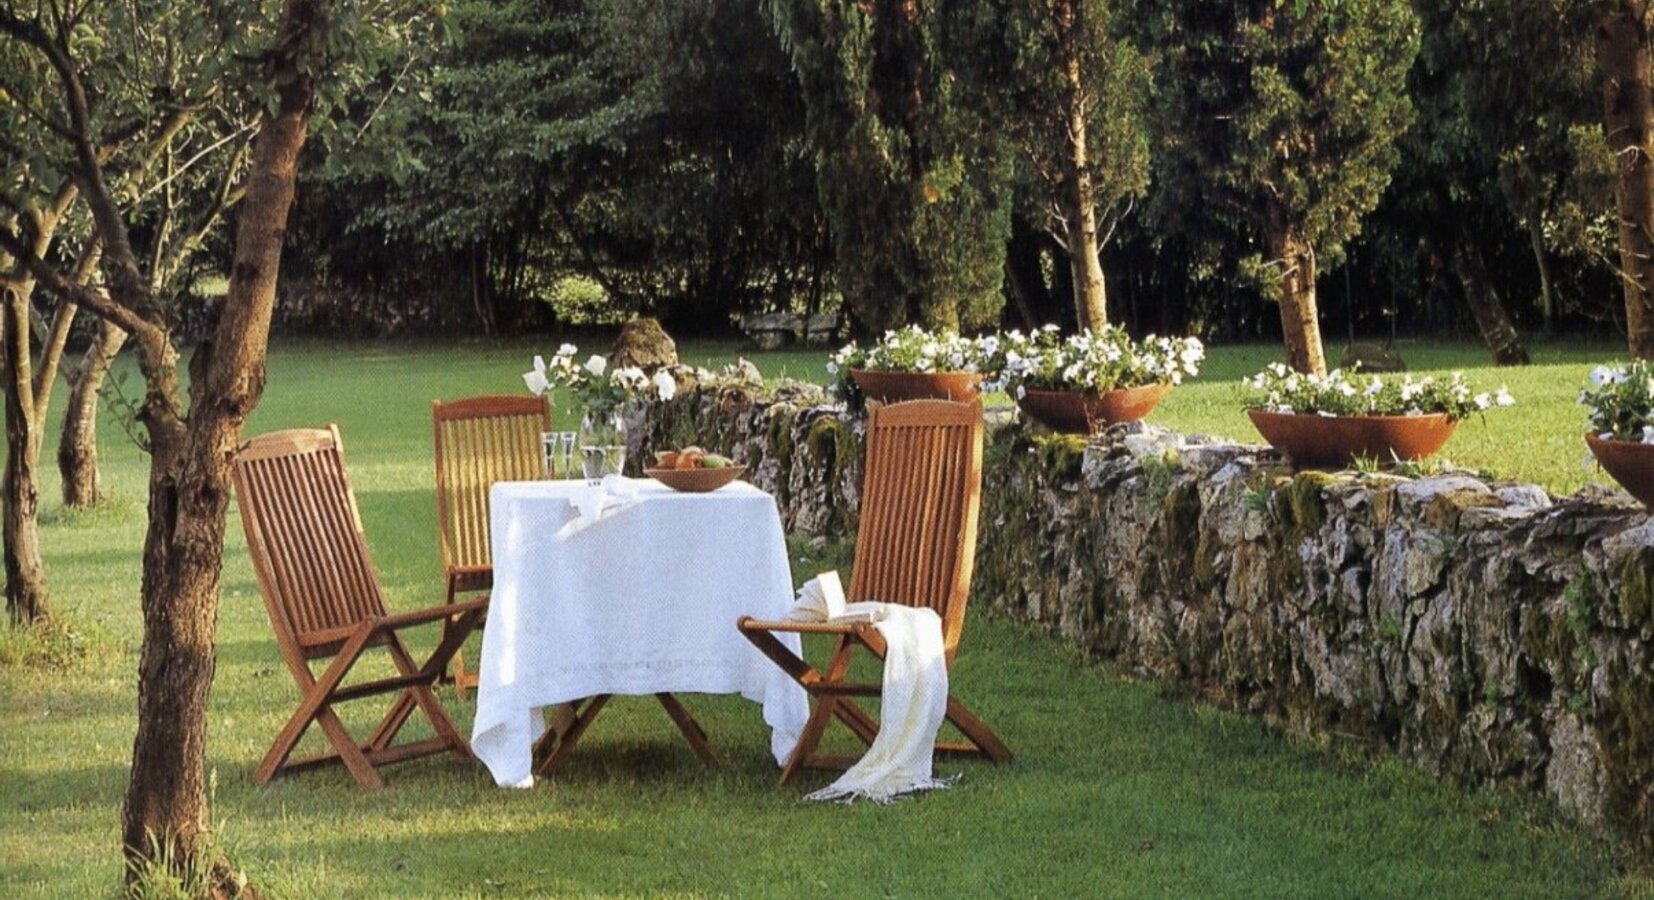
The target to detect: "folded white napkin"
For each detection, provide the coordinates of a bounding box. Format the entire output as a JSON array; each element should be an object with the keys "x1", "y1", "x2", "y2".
[
  {"x1": 787, "y1": 573, "x2": 953, "y2": 803},
  {"x1": 570, "y1": 475, "x2": 640, "y2": 520}
]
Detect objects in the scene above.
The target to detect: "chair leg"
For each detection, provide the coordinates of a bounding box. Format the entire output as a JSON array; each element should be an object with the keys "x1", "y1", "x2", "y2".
[
  {"x1": 452, "y1": 648, "x2": 470, "y2": 702},
  {"x1": 365, "y1": 690, "x2": 419, "y2": 753},
  {"x1": 313, "y1": 705, "x2": 386, "y2": 788},
  {"x1": 944, "y1": 695, "x2": 1013, "y2": 764},
  {"x1": 536, "y1": 695, "x2": 611, "y2": 776},
  {"x1": 779, "y1": 693, "x2": 840, "y2": 786},
  {"x1": 259, "y1": 628, "x2": 377, "y2": 786},
  {"x1": 655, "y1": 693, "x2": 717, "y2": 767},
  {"x1": 778, "y1": 635, "x2": 867, "y2": 784},
  {"x1": 385, "y1": 635, "x2": 473, "y2": 761}
]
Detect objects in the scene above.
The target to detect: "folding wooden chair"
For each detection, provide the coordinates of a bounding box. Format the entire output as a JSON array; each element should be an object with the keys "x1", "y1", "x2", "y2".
[
  {"x1": 432, "y1": 394, "x2": 552, "y2": 699},
  {"x1": 737, "y1": 399, "x2": 1012, "y2": 785},
  {"x1": 232, "y1": 426, "x2": 486, "y2": 789}
]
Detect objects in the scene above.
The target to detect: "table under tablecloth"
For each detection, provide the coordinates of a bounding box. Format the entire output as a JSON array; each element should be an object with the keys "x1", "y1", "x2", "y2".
[{"x1": 470, "y1": 478, "x2": 808, "y2": 787}]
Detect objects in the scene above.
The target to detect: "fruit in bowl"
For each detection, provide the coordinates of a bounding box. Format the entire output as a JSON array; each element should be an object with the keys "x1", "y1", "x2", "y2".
[
  {"x1": 646, "y1": 446, "x2": 746, "y2": 492},
  {"x1": 652, "y1": 446, "x2": 735, "y2": 470}
]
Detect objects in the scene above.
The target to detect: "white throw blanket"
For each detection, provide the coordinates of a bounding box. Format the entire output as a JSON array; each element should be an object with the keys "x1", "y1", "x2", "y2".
[{"x1": 789, "y1": 574, "x2": 953, "y2": 803}]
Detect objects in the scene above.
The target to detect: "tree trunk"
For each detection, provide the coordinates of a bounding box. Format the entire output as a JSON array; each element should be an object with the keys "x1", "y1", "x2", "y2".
[
  {"x1": 1, "y1": 288, "x2": 48, "y2": 624},
  {"x1": 1264, "y1": 205, "x2": 1327, "y2": 375},
  {"x1": 120, "y1": 0, "x2": 326, "y2": 883},
  {"x1": 1452, "y1": 240, "x2": 1532, "y2": 366},
  {"x1": 1599, "y1": 1, "x2": 1654, "y2": 360},
  {"x1": 1528, "y1": 217, "x2": 1556, "y2": 336},
  {"x1": 1056, "y1": 7, "x2": 1107, "y2": 333},
  {"x1": 59, "y1": 321, "x2": 127, "y2": 507},
  {"x1": 0, "y1": 188, "x2": 79, "y2": 625},
  {"x1": 1006, "y1": 212, "x2": 1053, "y2": 330}
]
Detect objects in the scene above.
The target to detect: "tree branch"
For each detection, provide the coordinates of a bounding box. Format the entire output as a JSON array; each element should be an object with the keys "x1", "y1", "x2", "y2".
[
  {"x1": 0, "y1": 5, "x2": 155, "y2": 321},
  {"x1": 32, "y1": 234, "x2": 101, "y2": 420},
  {"x1": 0, "y1": 227, "x2": 156, "y2": 340}
]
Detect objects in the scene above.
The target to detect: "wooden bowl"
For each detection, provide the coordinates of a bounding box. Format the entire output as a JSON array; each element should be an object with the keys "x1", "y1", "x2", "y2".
[{"x1": 645, "y1": 465, "x2": 747, "y2": 493}]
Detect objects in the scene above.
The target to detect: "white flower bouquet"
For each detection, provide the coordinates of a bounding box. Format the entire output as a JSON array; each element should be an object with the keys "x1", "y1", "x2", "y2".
[{"x1": 523, "y1": 343, "x2": 678, "y2": 414}]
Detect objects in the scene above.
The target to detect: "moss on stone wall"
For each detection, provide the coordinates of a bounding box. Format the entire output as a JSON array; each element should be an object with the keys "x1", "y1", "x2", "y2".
[
  {"x1": 635, "y1": 394, "x2": 1654, "y2": 850},
  {"x1": 1617, "y1": 546, "x2": 1654, "y2": 628}
]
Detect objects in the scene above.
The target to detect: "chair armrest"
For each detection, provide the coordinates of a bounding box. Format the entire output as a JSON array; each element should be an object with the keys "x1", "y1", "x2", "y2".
[
  {"x1": 379, "y1": 597, "x2": 489, "y2": 632},
  {"x1": 736, "y1": 616, "x2": 868, "y2": 636},
  {"x1": 446, "y1": 566, "x2": 492, "y2": 593}
]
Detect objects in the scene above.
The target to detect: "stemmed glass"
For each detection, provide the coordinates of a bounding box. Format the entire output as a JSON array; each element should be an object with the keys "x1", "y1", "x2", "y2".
[{"x1": 541, "y1": 431, "x2": 577, "y2": 479}]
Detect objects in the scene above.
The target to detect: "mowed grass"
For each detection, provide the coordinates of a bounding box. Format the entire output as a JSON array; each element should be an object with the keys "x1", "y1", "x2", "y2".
[{"x1": 2, "y1": 336, "x2": 1649, "y2": 898}]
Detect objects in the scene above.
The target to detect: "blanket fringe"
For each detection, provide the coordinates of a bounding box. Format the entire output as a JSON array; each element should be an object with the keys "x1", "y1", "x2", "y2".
[{"x1": 804, "y1": 773, "x2": 960, "y2": 805}]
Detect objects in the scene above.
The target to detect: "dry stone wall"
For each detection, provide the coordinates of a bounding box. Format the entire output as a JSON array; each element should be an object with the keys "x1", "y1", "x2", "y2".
[{"x1": 633, "y1": 388, "x2": 1654, "y2": 847}]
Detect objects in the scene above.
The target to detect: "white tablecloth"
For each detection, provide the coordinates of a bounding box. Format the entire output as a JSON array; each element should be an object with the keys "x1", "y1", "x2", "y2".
[{"x1": 471, "y1": 478, "x2": 808, "y2": 787}]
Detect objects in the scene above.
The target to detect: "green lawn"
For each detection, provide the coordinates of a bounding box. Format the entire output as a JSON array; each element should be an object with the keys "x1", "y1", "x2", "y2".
[{"x1": 3, "y1": 336, "x2": 1649, "y2": 898}]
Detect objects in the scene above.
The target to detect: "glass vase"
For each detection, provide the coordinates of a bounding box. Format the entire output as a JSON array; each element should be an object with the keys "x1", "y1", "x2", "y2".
[{"x1": 578, "y1": 408, "x2": 628, "y2": 483}]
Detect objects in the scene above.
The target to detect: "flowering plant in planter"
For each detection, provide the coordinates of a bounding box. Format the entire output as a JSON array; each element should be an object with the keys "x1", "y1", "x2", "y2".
[
  {"x1": 828, "y1": 325, "x2": 985, "y2": 377},
  {"x1": 1579, "y1": 362, "x2": 1654, "y2": 442},
  {"x1": 826, "y1": 325, "x2": 989, "y2": 400},
  {"x1": 523, "y1": 343, "x2": 677, "y2": 415},
  {"x1": 1242, "y1": 363, "x2": 1513, "y2": 419},
  {"x1": 1579, "y1": 362, "x2": 1654, "y2": 508},
  {"x1": 983, "y1": 324, "x2": 1205, "y2": 397}
]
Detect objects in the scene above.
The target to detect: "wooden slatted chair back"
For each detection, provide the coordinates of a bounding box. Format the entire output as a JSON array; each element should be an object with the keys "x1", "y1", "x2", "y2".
[
  {"x1": 847, "y1": 399, "x2": 984, "y2": 660},
  {"x1": 431, "y1": 395, "x2": 552, "y2": 575},
  {"x1": 232, "y1": 426, "x2": 388, "y2": 665}
]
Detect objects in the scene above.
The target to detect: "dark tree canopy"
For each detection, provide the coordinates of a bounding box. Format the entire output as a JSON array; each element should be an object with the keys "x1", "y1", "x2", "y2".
[{"x1": 767, "y1": 0, "x2": 1013, "y2": 335}]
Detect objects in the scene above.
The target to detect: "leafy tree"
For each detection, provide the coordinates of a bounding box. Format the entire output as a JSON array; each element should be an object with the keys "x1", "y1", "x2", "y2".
[
  {"x1": 303, "y1": 0, "x2": 827, "y2": 335},
  {"x1": 2, "y1": 0, "x2": 426, "y2": 887},
  {"x1": 768, "y1": 0, "x2": 1013, "y2": 334},
  {"x1": 1150, "y1": 0, "x2": 1419, "y2": 374},
  {"x1": 1357, "y1": 0, "x2": 1593, "y2": 364},
  {"x1": 0, "y1": 0, "x2": 246, "y2": 621},
  {"x1": 1002, "y1": 0, "x2": 1150, "y2": 332}
]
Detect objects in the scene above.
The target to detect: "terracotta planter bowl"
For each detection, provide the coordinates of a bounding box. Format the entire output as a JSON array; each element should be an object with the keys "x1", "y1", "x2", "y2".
[
  {"x1": 850, "y1": 369, "x2": 981, "y2": 403},
  {"x1": 1246, "y1": 409, "x2": 1458, "y2": 468},
  {"x1": 1016, "y1": 383, "x2": 1173, "y2": 434},
  {"x1": 1585, "y1": 433, "x2": 1654, "y2": 509}
]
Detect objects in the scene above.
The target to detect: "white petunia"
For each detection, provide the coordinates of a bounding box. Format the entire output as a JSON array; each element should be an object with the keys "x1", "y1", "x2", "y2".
[
  {"x1": 1591, "y1": 365, "x2": 1625, "y2": 388},
  {"x1": 654, "y1": 369, "x2": 677, "y2": 401},
  {"x1": 1494, "y1": 387, "x2": 1515, "y2": 407},
  {"x1": 557, "y1": 343, "x2": 579, "y2": 358},
  {"x1": 585, "y1": 354, "x2": 608, "y2": 376}
]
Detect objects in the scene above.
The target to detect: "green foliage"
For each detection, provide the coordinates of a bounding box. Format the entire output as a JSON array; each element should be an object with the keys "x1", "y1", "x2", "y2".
[
  {"x1": 769, "y1": 0, "x2": 1013, "y2": 333},
  {"x1": 1358, "y1": 0, "x2": 1604, "y2": 338},
  {"x1": 1580, "y1": 361, "x2": 1654, "y2": 441},
  {"x1": 1000, "y1": 0, "x2": 1152, "y2": 253},
  {"x1": 0, "y1": 615, "x2": 88, "y2": 671},
  {"x1": 301, "y1": 0, "x2": 828, "y2": 331},
  {"x1": 542, "y1": 275, "x2": 623, "y2": 325},
  {"x1": 1149, "y1": 0, "x2": 1419, "y2": 290}
]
